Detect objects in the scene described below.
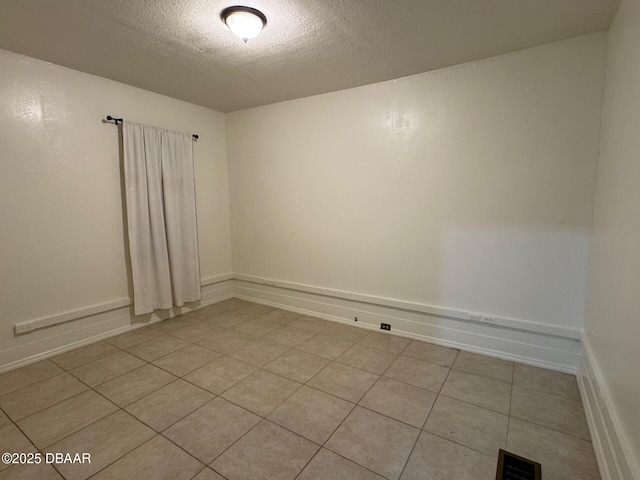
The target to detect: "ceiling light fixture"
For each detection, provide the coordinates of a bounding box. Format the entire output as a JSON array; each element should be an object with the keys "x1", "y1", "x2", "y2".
[{"x1": 221, "y1": 6, "x2": 267, "y2": 43}]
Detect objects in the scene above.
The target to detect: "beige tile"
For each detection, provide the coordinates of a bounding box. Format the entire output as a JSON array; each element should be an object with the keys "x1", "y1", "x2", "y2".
[
  {"x1": 384, "y1": 356, "x2": 449, "y2": 392},
  {"x1": 257, "y1": 309, "x2": 302, "y2": 325},
  {"x1": 184, "y1": 355, "x2": 257, "y2": 394},
  {"x1": 192, "y1": 468, "x2": 227, "y2": 480},
  {"x1": 440, "y1": 369, "x2": 512, "y2": 414},
  {"x1": 297, "y1": 448, "x2": 386, "y2": 480},
  {"x1": 164, "y1": 322, "x2": 225, "y2": 343},
  {"x1": 358, "y1": 331, "x2": 411, "y2": 354},
  {"x1": 217, "y1": 298, "x2": 252, "y2": 311},
  {"x1": 400, "y1": 431, "x2": 495, "y2": 480},
  {"x1": 17, "y1": 390, "x2": 118, "y2": 448},
  {"x1": 325, "y1": 324, "x2": 369, "y2": 343},
  {"x1": 235, "y1": 302, "x2": 274, "y2": 318},
  {"x1": 326, "y1": 406, "x2": 419, "y2": 480},
  {"x1": 0, "y1": 463, "x2": 62, "y2": 479},
  {"x1": 268, "y1": 385, "x2": 354, "y2": 444},
  {"x1": 402, "y1": 341, "x2": 459, "y2": 367},
  {"x1": 202, "y1": 311, "x2": 254, "y2": 329},
  {"x1": 106, "y1": 327, "x2": 163, "y2": 349},
  {"x1": 0, "y1": 372, "x2": 88, "y2": 421},
  {"x1": 0, "y1": 361, "x2": 63, "y2": 396},
  {"x1": 513, "y1": 363, "x2": 581, "y2": 401},
  {"x1": 234, "y1": 302, "x2": 275, "y2": 317},
  {"x1": 0, "y1": 409, "x2": 9, "y2": 429},
  {"x1": 297, "y1": 334, "x2": 356, "y2": 360},
  {"x1": 507, "y1": 418, "x2": 600, "y2": 480},
  {"x1": 44, "y1": 410, "x2": 155, "y2": 480},
  {"x1": 152, "y1": 344, "x2": 220, "y2": 376},
  {"x1": 308, "y1": 362, "x2": 379, "y2": 403},
  {"x1": 91, "y1": 435, "x2": 204, "y2": 480},
  {"x1": 261, "y1": 325, "x2": 317, "y2": 347},
  {"x1": 69, "y1": 351, "x2": 145, "y2": 387},
  {"x1": 229, "y1": 339, "x2": 290, "y2": 367},
  {"x1": 164, "y1": 397, "x2": 260, "y2": 464},
  {"x1": 359, "y1": 377, "x2": 436, "y2": 428},
  {"x1": 51, "y1": 342, "x2": 120, "y2": 370},
  {"x1": 233, "y1": 318, "x2": 282, "y2": 337},
  {"x1": 289, "y1": 315, "x2": 335, "y2": 333},
  {"x1": 423, "y1": 395, "x2": 508, "y2": 456},
  {"x1": 95, "y1": 364, "x2": 176, "y2": 407},
  {"x1": 151, "y1": 316, "x2": 204, "y2": 335},
  {"x1": 452, "y1": 351, "x2": 514, "y2": 383},
  {"x1": 185, "y1": 303, "x2": 230, "y2": 320},
  {"x1": 125, "y1": 379, "x2": 214, "y2": 431},
  {"x1": 0, "y1": 424, "x2": 37, "y2": 472},
  {"x1": 264, "y1": 350, "x2": 330, "y2": 383},
  {"x1": 197, "y1": 330, "x2": 255, "y2": 354},
  {"x1": 125, "y1": 334, "x2": 189, "y2": 362},
  {"x1": 212, "y1": 420, "x2": 318, "y2": 480},
  {"x1": 337, "y1": 344, "x2": 398, "y2": 374},
  {"x1": 511, "y1": 385, "x2": 590, "y2": 440},
  {"x1": 222, "y1": 369, "x2": 301, "y2": 416}
]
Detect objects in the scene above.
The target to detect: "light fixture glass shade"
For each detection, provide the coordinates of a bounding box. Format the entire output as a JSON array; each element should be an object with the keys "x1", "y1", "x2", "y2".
[{"x1": 222, "y1": 7, "x2": 266, "y2": 42}]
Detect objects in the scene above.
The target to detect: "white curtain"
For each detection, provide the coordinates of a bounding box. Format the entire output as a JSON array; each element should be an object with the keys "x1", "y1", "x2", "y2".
[{"x1": 122, "y1": 121, "x2": 201, "y2": 315}]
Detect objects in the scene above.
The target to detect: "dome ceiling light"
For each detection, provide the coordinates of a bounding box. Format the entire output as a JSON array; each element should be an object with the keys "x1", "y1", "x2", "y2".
[{"x1": 221, "y1": 6, "x2": 267, "y2": 43}]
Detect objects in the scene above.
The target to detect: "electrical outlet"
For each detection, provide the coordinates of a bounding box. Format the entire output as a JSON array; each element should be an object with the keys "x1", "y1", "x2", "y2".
[
  {"x1": 380, "y1": 323, "x2": 391, "y2": 331},
  {"x1": 354, "y1": 316, "x2": 358, "y2": 322}
]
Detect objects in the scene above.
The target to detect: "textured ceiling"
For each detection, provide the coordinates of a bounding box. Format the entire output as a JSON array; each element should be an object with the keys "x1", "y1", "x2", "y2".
[{"x1": 0, "y1": 0, "x2": 620, "y2": 112}]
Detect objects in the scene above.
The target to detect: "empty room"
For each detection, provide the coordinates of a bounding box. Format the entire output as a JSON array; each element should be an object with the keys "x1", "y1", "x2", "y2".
[{"x1": 0, "y1": 0, "x2": 638, "y2": 479}]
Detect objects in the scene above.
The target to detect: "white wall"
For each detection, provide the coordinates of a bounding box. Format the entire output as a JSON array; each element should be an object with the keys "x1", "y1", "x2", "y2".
[
  {"x1": 583, "y1": 0, "x2": 640, "y2": 476},
  {"x1": 0, "y1": 48, "x2": 232, "y2": 368},
  {"x1": 227, "y1": 34, "x2": 606, "y2": 336}
]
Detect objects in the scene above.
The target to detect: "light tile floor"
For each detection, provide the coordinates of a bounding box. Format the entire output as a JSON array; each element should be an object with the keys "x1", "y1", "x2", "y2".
[{"x1": 0, "y1": 299, "x2": 600, "y2": 480}]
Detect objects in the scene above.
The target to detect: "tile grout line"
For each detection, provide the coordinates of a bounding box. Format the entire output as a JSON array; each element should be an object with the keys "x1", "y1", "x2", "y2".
[
  {"x1": 1, "y1": 300, "x2": 589, "y2": 479},
  {"x1": 396, "y1": 349, "x2": 460, "y2": 480}
]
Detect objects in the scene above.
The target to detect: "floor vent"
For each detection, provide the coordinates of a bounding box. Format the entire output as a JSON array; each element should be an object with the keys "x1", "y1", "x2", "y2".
[{"x1": 496, "y1": 449, "x2": 541, "y2": 480}]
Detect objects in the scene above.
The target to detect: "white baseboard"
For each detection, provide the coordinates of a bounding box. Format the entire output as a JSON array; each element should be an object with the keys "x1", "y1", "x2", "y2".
[
  {"x1": 578, "y1": 334, "x2": 639, "y2": 480},
  {"x1": 0, "y1": 278, "x2": 233, "y2": 373},
  {"x1": 232, "y1": 278, "x2": 581, "y2": 373},
  {"x1": 1, "y1": 272, "x2": 583, "y2": 374},
  {"x1": 233, "y1": 274, "x2": 580, "y2": 339}
]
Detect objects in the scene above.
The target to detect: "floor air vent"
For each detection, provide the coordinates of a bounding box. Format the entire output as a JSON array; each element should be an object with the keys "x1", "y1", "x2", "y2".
[{"x1": 496, "y1": 449, "x2": 541, "y2": 480}]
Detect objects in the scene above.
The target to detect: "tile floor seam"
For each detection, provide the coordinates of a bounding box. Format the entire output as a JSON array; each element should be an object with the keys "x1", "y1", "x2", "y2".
[
  {"x1": 450, "y1": 365, "x2": 514, "y2": 385},
  {"x1": 220, "y1": 370, "x2": 305, "y2": 418},
  {"x1": 0, "y1": 302, "x2": 594, "y2": 480},
  {"x1": 421, "y1": 414, "x2": 503, "y2": 459},
  {"x1": 317, "y1": 342, "x2": 419, "y2": 480},
  {"x1": 382, "y1": 361, "x2": 452, "y2": 395},
  {"x1": 65, "y1": 361, "x2": 144, "y2": 390},
  {"x1": 51, "y1": 342, "x2": 125, "y2": 372},
  {"x1": 296, "y1": 446, "x2": 393, "y2": 480},
  {"x1": 434, "y1": 392, "x2": 510, "y2": 419},
  {"x1": 353, "y1": 332, "x2": 412, "y2": 356},
  {"x1": 419, "y1": 354, "x2": 456, "y2": 428},
  {"x1": 91, "y1": 365, "x2": 179, "y2": 409},
  {"x1": 511, "y1": 381, "x2": 584, "y2": 402},
  {"x1": 200, "y1": 418, "x2": 265, "y2": 472},
  {"x1": 506, "y1": 413, "x2": 593, "y2": 443},
  {"x1": 0, "y1": 372, "x2": 88, "y2": 421},
  {"x1": 48, "y1": 408, "x2": 150, "y2": 480},
  {"x1": 29, "y1": 395, "x2": 122, "y2": 451},
  {"x1": 9, "y1": 387, "x2": 95, "y2": 428},
  {"x1": 123, "y1": 380, "x2": 216, "y2": 434}
]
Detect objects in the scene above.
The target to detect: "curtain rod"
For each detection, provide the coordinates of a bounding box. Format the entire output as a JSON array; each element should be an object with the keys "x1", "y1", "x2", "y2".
[{"x1": 105, "y1": 115, "x2": 199, "y2": 140}]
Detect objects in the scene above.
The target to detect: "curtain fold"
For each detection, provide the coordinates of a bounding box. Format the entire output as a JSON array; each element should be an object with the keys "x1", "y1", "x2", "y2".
[{"x1": 123, "y1": 121, "x2": 201, "y2": 315}]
